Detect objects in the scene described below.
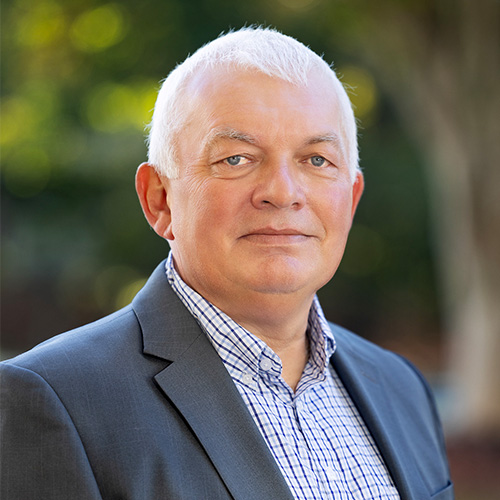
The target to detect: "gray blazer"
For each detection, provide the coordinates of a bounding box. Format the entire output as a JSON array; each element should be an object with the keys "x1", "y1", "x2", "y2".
[{"x1": 0, "y1": 261, "x2": 453, "y2": 499}]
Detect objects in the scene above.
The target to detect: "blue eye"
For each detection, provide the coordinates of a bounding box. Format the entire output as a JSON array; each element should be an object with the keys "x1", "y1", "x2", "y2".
[
  {"x1": 226, "y1": 155, "x2": 243, "y2": 166},
  {"x1": 310, "y1": 156, "x2": 326, "y2": 167}
]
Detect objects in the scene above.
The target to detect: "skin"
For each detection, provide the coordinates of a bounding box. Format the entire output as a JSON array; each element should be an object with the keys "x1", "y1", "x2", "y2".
[{"x1": 136, "y1": 68, "x2": 364, "y2": 390}]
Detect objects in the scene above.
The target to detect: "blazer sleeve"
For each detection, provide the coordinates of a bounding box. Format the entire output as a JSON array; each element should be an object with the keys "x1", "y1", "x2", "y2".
[{"x1": 0, "y1": 363, "x2": 103, "y2": 500}]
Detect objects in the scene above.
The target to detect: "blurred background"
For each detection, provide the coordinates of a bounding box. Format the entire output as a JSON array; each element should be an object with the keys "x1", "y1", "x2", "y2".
[{"x1": 1, "y1": 0, "x2": 499, "y2": 497}]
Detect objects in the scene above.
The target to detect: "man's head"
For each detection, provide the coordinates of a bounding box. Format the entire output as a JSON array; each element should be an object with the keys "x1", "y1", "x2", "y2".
[
  {"x1": 147, "y1": 27, "x2": 360, "y2": 183},
  {"x1": 137, "y1": 27, "x2": 364, "y2": 321}
]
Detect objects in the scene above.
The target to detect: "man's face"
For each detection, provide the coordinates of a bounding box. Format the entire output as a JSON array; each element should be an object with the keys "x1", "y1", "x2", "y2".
[{"x1": 162, "y1": 68, "x2": 363, "y2": 315}]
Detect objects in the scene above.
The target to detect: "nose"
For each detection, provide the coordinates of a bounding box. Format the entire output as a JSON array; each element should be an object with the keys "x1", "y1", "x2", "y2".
[{"x1": 251, "y1": 159, "x2": 305, "y2": 210}]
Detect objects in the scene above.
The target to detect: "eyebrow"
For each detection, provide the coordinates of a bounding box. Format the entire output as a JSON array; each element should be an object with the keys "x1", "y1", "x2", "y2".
[
  {"x1": 205, "y1": 127, "x2": 258, "y2": 150},
  {"x1": 305, "y1": 134, "x2": 342, "y2": 148},
  {"x1": 305, "y1": 133, "x2": 346, "y2": 160},
  {"x1": 204, "y1": 128, "x2": 345, "y2": 157}
]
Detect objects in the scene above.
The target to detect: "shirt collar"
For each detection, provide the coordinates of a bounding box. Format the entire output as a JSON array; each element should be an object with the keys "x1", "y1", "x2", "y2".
[{"x1": 165, "y1": 252, "x2": 336, "y2": 390}]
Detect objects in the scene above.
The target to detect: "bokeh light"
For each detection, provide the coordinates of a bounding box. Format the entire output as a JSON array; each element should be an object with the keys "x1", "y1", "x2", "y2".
[
  {"x1": 70, "y1": 4, "x2": 127, "y2": 53},
  {"x1": 84, "y1": 80, "x2": 158, "y2": 133},
  {"x1": 0, "y1": 97, "x2": 35, "y2": 146},
  {"x1": 15, "y1": 0, "x2": 65, "y2": 48}
]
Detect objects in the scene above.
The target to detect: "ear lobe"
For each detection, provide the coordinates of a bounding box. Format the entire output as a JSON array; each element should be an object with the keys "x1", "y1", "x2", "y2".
[
  {"x1": 135, "y1": 162, "x2": 174, "y2": 240},
  {"x1": 350, "y1": 171, "x2": 364, "y2": 219}
]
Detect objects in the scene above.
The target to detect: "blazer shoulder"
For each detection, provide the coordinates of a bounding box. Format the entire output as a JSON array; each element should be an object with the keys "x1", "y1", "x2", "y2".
[
  {"x1": 327, "y1": 320, "x2": 445, "y2": 438},
  {"x1": 329, "y1": 321, "x2": 427, "y2": 383},
  {"x1": 2, "y1": 305, "x2": 141, "y2": 378}
]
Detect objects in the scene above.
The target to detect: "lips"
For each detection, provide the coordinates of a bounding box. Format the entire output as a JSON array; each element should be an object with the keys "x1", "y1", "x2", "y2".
[
  {"x1": 240, "y1": 227, "x2": 312, "y2": 244},
  {"x1": 248, "y1": 227, "x2": 306, "y2": 236}
]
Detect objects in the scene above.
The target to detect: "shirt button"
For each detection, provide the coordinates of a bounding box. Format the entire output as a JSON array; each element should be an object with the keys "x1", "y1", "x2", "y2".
[
  {"x1": 260, "y1": 358, "x2": 273, "y2": 372},
  {"x1": 242, "y1": 373, "x2": 254, "y2": 385}
]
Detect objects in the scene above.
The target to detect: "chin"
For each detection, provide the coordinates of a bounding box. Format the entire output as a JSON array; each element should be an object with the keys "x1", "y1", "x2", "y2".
[{"x1": 244, "y1": 269, "x2": 320, "y2": 296}]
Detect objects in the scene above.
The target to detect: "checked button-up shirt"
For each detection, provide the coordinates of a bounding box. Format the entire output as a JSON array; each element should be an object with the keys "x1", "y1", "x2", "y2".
[{"x1": 166, "y1": 253, "x2": 399, "y2": 500}]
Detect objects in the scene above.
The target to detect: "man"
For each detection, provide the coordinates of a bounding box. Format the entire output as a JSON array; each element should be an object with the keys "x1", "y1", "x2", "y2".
[{"x1": 1, "y1": 28, "x2": 453, "y2": 499}]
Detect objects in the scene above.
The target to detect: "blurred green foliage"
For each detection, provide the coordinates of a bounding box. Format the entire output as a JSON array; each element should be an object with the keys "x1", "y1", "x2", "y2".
[{"x1": 1, "y1": 0, "x2": 439, "y2": 363}]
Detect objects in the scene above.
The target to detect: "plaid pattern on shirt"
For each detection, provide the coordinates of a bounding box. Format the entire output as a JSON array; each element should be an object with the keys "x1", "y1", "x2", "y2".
[{"x1": 166, "y1": 254, "x2": 400, "y2": 500}]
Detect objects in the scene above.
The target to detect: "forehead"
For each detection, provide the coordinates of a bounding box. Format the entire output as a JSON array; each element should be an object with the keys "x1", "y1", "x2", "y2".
[
  {"x1": 185, "y1": 64, "x2": 338, "y2": 107},
  {"x1": 179, "y1": 67, "x2": 343, "y2": 145}
]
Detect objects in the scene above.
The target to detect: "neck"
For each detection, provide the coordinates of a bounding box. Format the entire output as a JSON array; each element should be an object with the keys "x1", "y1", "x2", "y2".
[
  {"x1": 170, "y1": 256, "x2": 315, "y2": 391},
  {"x1": 221, "y1": 293, "x2": 314, "y2": 391},
  {"x1": 255, "y1": 326, "x2": 309, "y2": 392}
]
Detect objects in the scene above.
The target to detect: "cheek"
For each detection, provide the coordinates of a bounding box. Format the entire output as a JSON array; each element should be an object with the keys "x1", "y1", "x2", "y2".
[
  {"x1": 171, "y1": 180, "x2": 232, "y2": 240},
  {"x1": 318, "y1": 188, "x2": 355, "y2": 237},
  {"x1": 204, "y1": 181, "x2": 248, "y2": 220},
  {"x1": 320, "y1": 196, "x2": 354, "y2": 273}
]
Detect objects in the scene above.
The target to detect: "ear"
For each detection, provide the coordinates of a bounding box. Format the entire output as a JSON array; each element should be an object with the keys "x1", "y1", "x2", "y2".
[
  {"x1": 350, "y1": 170, "x2": 364, "y2": 219},
  {"x1": 135, "y1": 162, "x2": 174, "y2": 240}
]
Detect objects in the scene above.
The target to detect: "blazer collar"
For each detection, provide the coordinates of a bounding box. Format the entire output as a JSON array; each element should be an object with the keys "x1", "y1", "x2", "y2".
[
  {"x1": 330, "y1": 324, "x2": 428, "y2": 500},
  {"x1": 132, "y1": 261, "x2": 294, "y2": 500}
]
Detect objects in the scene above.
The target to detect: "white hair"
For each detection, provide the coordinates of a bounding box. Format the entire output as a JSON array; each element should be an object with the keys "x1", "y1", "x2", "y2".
[{"x1": 147, "y1": 27, "x2": 359, "y2": 181}]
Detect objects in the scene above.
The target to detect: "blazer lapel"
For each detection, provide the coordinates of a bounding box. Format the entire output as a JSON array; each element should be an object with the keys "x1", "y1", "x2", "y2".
[
  {"x1": 330, "y1": 325, "x2": 428, "y2": 500},
  {"x1": 132, "y1": 262, "x2": 293, "y2": 500}
]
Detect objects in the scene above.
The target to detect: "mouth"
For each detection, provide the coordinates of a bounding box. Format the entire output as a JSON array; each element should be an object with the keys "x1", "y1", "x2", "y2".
[{"x1": 240, "y1": 227, "x2": 313, "y2": 244}]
